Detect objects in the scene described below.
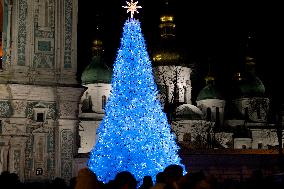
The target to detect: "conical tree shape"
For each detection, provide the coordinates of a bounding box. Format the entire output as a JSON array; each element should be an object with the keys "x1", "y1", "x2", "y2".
[{"x1": 88, "y1": 18, "x2": 185, "y2": 185}]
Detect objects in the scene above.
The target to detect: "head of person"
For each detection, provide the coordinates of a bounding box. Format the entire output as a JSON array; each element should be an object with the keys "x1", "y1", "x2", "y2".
[{"x1": 115, "y1": 171, "x2": 137, "y2": 189}]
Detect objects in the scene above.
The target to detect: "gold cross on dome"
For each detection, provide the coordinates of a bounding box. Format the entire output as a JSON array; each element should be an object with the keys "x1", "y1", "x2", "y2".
[{"x1": 122, "y1": 0, "x2": 142, "y2": 19}]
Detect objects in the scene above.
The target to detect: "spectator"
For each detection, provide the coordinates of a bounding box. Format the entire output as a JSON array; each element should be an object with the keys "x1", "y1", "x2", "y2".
[
  {"x1": 163, "y1": 164, "x2": 184, "y2": 189},
  {"x1": 139, "y1": 176, "x2": 153, "y2": 189},
  {"x1": 114, "y1": 171, "x2": 137, "y2": 189},
  {"x1": 151, "y1": 172, "x2": 166, "y2": 189},
  {"x1": 74, "y1": 167, "x2": 101, "y2": 189}
]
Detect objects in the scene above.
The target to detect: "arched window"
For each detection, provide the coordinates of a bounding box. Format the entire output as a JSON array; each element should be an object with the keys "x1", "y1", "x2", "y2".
[
  {"x1": 242, "y1": 145, "x2": 247, "y2": 149},
  {"x1": 206, "y1": 108, "x2": 211, "y2": 121},
  {"x1": 102, "y1": 95, "x2": 106, "y2": 109},
  {"x1": 257, "y1": 106, "x2": 261, "y2": 119},
  {"x1": 173, "y1": 85, "x2": 179, "y2": 103},
  {"x1": 244, "y1": 107, "x2": 249, "y2": 121},
  {"x1": 215, "y1": 107, "x2": 220, "y2": 127}
]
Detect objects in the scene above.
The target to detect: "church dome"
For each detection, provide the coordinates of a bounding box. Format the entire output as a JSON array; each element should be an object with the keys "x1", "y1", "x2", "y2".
[
  {"x1": 81, "y1": 39, "x2": 112, "y2": 85},
  {"x1": 235, "y1": 73, "x2": 265, "y2": 97},
  {"x1": 232, "y1": 33, "x2": 265, "y2": 98},
  {"x1": 175, "y1": 104, "x2": 204, "y2": 120},
  {"x1": 151, "y1": 1, "x2": 186, "y2": 67},
  {"x1": 81, "y1": 56, "x2": 112, "y2": 85},
  {"x1": 152, "y1": 47, "x2": 185, "y2": 66},
  {"x1": 197, "y1": 83, "x2": 223, "y2": 101}
]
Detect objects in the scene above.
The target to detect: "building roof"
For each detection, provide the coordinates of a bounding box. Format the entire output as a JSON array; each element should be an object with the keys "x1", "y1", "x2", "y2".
[
  {"x1": 236, "y1": 73, "x2": 265, "y2": 97},
  {"x1": 196, "y1": 83, "x2": 223, "y2": 101},
  {"x1": 81, "y1": 56, "x2": 112, "y2": 85},
  {"x1": 175, "y1": 104, "x2": 204, "y2": 120}
]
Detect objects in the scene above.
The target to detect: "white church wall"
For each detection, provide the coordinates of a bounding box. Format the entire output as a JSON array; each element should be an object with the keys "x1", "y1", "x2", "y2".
[
  {"x1": 197, "y1": 99, "x2": 225, "y2": 125},
  {"x1": 83, "y1": 83, "x2": 111, "y2": 114},
  {"x1": 215, "y1": 132, "x2": 233, "y2": 148},
  {"x1": 233, "y1": 97, "x2": 269, "y2": 123},
  {"x1": 172, "y1": 120, "x2": 212, "y2": 143},
  {"x1": 234, "y1": 138, "x2": 252, "y2": 149},
  {"x1": 153, "y1": 65, "x2": 192, "y2": 104},
  {"x1": 250, "y1": 129, "x2": 279, "y2": 149},
  {"x1": 78, "y1": 121, "x2": 100, "y2": 153}
]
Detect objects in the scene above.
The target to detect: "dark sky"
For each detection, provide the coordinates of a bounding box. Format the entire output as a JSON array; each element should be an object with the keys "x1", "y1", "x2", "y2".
[{"x1": 77, "y1": 0, "x2": 282, "y2": 106}]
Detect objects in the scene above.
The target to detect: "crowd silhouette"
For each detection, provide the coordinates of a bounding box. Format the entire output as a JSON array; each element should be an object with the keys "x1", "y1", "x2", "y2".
[{"x1": 1, "y1": 165, "x2": 284, "y2": 189}]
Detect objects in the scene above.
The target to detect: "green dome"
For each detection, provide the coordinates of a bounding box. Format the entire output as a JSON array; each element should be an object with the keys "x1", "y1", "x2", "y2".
[
  {"x1": 81, "y1": 56, "x2": 112, "y2": 84},
  {"x1": 237, "y1": 74, "x2": 265, "y2": 97},
  {"x1": 197, "y1": 84, "x2": 223, "y2": 101}
]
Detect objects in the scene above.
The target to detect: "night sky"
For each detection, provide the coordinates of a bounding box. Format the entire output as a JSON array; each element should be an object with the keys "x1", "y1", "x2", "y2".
[{"x1": 77, "y1": 0, "x2": 282, "y2": 108}]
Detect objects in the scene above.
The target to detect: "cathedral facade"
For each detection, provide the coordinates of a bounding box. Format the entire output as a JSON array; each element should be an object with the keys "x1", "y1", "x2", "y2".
[
  {"x1": 78, "y1": 1, "x2": 283, "y2": 158},
  {"x1": 0, "y1": 0, "x2": 85, "y2": 182}
]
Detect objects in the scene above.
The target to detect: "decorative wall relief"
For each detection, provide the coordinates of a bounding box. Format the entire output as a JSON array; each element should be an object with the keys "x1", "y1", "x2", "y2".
[
  {"x1": 26, "y1": 102, "x2": 56, "y2": 120},
  {"x1": 0, "y1": 101, "x2": 13, "y2": 117},
  {"x1": 2, "y1": 0, "x2": 9, "y2": 67},
  {"x1": 33, "y1": 0, "x2": 55, "y2": 69},
  {"x1": 17, "y1": 0, "x2": 28, "y2": 66},
  {"x1": 36, "y1": 38, "x2": 54, "y2": 53},
  {"x1": 47, "y1": 129, "x2": 55, "y2": 177},
  {"x1": 64, "y1": 0, "x2": 73, "y2": 68},
  {"x1": 13, "y1": 150, "x2": 21, "y2": 174},
  {"x1": 60, "y1": 102, "x2": 77, "y2": 118},
  {"x1": 33, "y1": 38, "x2": 54, "y2": 68},
  {"x1": 60, "y1": 129, "x2": 73, "y2": 181},
  {"x1": 12, "y1": 100, "x2": 26, "y2": 115},
  {"x1": 37, "y1": 0, "x2": 54, "y2": 30},
  {"x1": 47, "y1": 103, "x2": 57, "y2": 120},
  {"x1": 24, "y1": 126, "x2": 34, "y2": 178},
  {"x1": 1, "y1": 121, "x2": 25, "y2": 135},
  {"x1": 25, "y1": 125, "x2": 55, "y2": 180}
]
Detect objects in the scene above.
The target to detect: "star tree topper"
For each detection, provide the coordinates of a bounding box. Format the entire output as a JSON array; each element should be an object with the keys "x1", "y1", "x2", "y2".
[{"x1": 122, "y1": 0, "x2": 142, "y2": 19}]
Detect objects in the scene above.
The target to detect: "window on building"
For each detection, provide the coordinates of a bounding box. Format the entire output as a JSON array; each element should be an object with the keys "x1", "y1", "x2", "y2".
[
  {"x1": 183, "y1": 86, "x2": 187, "y2": 103},
  {"x1": 206, "y1": 108, "x2": 211, "y2": 121},
  {"x1": 102, "y1": 95, "x2": 106, "y2": 109},
  {"x1": 215, "y1": 107, "x2": 220, "y2": 126},
  {"x1": 242, "y1": 145, "x2": 247, "y2": 149},
  {"x1": 257, "y1": 106, "x2": 261, "y2": 119},
  {"x1": 36, "y1": 113, "x2": 44, "y2": 122},
  {"x1": 36, "y1": 168, "x2": 43, "y2": 175},
  {"x1": 245, "y1": 107, "x2": 249, "y2": 121},
  {"x1": 174, "y1": 85, "x2": 179, "y2": 102},
  {"x1": 258, "y1": 143, "x2": 263, "y2": 149},
  {"x1": 33, "y1": 105, "x2": 47, "y2": 122}
]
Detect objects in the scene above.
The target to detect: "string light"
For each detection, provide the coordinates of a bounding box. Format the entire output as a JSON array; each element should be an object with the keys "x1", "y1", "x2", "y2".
[
  {"x1": 122, "y1": 0, "x2": 142, "y2": 19},
  {"x1": 88, "y1": 12, "x2": 185, "y2": 187}
]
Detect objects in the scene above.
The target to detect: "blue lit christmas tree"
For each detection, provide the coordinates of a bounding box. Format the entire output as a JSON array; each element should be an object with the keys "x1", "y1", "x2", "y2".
[{"x1": 88, "y1": 0, "x2": 185, "y2": 185}]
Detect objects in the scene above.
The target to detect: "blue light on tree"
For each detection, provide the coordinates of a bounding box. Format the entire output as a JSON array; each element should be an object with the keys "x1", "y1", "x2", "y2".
[{"x1": 88, "y1": 2, "x2": 185, "y2": 185}]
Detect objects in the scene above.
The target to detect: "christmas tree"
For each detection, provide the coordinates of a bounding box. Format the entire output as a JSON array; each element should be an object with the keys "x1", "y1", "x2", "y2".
[{"x1": 88, "y1": 1, "x2": 185, "y2": 185}]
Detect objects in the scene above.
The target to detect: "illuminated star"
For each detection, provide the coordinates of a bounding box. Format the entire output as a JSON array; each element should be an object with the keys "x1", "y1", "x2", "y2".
[{"x1": 122, "y1": 0, "x2": 142, "y2": 19}]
